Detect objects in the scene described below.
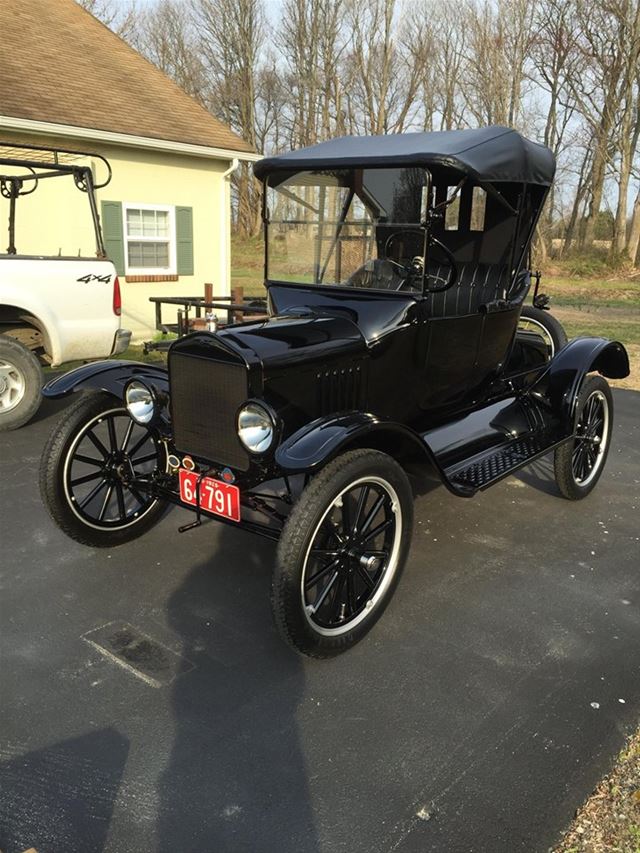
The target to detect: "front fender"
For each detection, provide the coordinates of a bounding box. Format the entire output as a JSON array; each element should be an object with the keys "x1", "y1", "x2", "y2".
[
  {"x1": 531, "y1": 337, "x2": 629, "y2": 426},
  {"x1": 42, "y1": 359, "x2": 169, "y2": 400},
  {"x1": 275, "y1": 410, "x2": 458, "y2": 489}
]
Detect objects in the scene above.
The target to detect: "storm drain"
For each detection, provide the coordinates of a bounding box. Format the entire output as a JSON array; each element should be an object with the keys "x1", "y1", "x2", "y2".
[{"x1": 82, "y1": 621, "x2": 194, "y2": 688}]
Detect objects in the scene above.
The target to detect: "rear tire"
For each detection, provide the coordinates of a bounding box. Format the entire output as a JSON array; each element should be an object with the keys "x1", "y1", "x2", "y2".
[
  {"x1": 272, "y1": 449, "x2": 414, "y2": 658},
  {"x1": 0, "y1": 335, "x2": 43, "y2": 430},
  {"x1": 519, "y1": 306, "x2": 568, "y2": 358},
  {"x1": 554, "y1": 375, "x2": 613, "y2": 500},
  {"x1": 40, "y1": 391, "x2": 168, "y2": 547}
]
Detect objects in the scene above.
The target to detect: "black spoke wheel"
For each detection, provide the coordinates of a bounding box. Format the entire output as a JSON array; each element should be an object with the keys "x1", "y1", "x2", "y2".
[
  {"x1": 519, "y1": 305, "x2": 568, "y2": 359},
  {"x1": 40, "y1": 392, "x2": 168, "y2": 547},
  {"x1": 302, "y1": 477, "x2": 399, "y2": 633},
  {"x1": 554, "y1": 375, "x2": 613, "y2": 500},
  {"x1": 272, "y1": 449, "x2": 413, "y2": 658}
]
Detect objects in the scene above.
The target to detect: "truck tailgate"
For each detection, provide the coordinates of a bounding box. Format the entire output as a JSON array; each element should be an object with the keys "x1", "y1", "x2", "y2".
[{"x1": 0, "y1": 256, "x2": 122, "y2": 365}]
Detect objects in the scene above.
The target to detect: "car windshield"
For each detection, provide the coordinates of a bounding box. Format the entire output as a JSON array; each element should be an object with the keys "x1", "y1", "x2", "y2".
[{"x1": 265, "y1": 167, "x2": 429, "y2": 291}]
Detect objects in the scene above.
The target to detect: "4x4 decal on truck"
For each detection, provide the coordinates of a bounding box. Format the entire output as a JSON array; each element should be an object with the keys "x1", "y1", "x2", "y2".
[{"x1": 77, "y1": 273, "x2": 112, "y2": 283}]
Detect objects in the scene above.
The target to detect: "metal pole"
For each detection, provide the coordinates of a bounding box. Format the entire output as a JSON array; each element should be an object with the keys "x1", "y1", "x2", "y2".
[{"x1": 7, "y1": 180, "x2": 18, "y2": 254}]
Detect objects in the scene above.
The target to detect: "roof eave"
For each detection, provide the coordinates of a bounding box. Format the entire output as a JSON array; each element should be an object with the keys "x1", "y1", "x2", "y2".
[{"x1": 0, "y1": 115, "x2": 263, "y2": 163}]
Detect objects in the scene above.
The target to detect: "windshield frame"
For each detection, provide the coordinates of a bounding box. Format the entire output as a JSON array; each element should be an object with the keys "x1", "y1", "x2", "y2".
[{"x1": 262, "y1": 167, "x2": 433, "y2": 297}]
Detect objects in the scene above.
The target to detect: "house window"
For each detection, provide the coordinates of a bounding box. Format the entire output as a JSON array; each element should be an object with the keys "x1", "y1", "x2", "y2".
[{"x1": 124, "y1": 204, "x2": 176, "y2": 274}]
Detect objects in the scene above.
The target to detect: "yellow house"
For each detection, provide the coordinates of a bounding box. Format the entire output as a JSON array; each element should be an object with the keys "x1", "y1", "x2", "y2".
[{"x1": 0, "y1": 0, "x2": 260, "y2": 339}]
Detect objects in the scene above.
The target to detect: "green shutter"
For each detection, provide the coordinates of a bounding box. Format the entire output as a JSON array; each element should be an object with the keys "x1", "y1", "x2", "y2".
[
  {"x1": 100, "y1": 201, "x2": 125, "y2": 275},
  {"x1": 176, "y1": 206, "x2": 194, "y2": 276}
]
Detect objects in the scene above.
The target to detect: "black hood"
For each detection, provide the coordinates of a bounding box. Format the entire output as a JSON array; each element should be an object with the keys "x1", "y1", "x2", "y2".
[{"x1": 172, "y1": 310, "x2": 367, "y2": 372}]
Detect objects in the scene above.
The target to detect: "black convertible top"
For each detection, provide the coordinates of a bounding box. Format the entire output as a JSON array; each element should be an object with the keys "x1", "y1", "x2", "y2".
[{"x1": 255, "y1": 126, "x2": 555, "y2": 186}]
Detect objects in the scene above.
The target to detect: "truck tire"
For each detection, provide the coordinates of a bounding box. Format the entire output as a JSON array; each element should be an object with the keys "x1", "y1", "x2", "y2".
[{"x1": 0, "y1": 334, "x2": 43, "y2": 430}]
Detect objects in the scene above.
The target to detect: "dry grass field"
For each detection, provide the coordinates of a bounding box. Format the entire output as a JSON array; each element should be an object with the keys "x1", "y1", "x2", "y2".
[{"x1": 545, "y1": 277, "x2": 640, "y2": 390}]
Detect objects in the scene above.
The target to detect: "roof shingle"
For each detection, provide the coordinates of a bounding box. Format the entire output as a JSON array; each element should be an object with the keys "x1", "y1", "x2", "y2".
[{"x1": 0, "y1": 0, "x2": 253, "y2": 154}]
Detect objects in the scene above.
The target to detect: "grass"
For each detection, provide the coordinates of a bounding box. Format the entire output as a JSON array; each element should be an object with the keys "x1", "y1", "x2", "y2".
[{"x1": 230, "y1": 234, "x2": 266, "y2": 297}]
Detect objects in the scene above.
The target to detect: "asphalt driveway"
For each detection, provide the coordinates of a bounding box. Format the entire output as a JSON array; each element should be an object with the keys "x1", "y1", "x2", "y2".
[{"x1": 1, "y1": 389, "x2": 639, "y2": 853}]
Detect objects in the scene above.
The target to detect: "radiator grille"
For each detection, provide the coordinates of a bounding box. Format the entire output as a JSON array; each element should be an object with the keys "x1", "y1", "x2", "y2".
[
  {"x1": 317, "y1": 365, "x2": 363, "y2": 414},
  {"x1": 169, "y1": 353, "x2": 249, "y2": 470}
]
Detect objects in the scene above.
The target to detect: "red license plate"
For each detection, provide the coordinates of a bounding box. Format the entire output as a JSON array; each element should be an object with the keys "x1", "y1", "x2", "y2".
[{"x1": 179, "y1": 469, "x2": 241, "y2": 523}]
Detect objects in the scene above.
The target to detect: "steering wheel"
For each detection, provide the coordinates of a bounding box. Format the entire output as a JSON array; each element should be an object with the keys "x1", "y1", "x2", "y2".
[
  {"x1": 425, "y1": 236, "x2": 458, "y2": 292},
  {"x1": 383, "y1": 230, "x2": 425, "y2": 290},
  {"x1": 383, "y1": 230, "x2": 458, "y2": 293}
]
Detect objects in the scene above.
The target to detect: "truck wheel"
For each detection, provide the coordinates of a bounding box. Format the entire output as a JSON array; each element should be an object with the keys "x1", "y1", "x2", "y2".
[
  {"x1": 40, "y1": 391, "x2": 168, "y2": 547},
  {"x1": 0, "y1": 334, "x2": 43, "y2": 431},
  {"x1": 272, "y1": 449, "x2": 414, "y2": 658},
  {"x1": 554, "y1": 375, "x2": 613, "y2": 500},
  {"x1": 519, "y1": 306, "x2": 568, "y2": 358}
]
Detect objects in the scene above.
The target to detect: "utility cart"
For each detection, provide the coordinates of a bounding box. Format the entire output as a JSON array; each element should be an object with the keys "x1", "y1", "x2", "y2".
[{"x1": 143, "y1": 285, "x2": 267, "y2": 353}]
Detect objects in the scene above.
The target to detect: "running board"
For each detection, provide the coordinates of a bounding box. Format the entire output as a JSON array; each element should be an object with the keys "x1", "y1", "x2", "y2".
[{"x1": 445, "y1": 432, "x2": 568, "y2": 492}]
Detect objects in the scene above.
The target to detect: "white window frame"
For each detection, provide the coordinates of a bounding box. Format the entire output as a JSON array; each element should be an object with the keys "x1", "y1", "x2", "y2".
[{"x1": 123, "y1": 203, "x2": 176, "y2": 275}]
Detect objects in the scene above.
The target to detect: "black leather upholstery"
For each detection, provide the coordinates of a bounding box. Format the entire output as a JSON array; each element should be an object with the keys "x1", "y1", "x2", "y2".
[
  {"x1": 427, "y1": 263, "x2": 510, "y2": 317},
  {"x1": 345, "y1": 259, "x2": 529, "y2": 320}
]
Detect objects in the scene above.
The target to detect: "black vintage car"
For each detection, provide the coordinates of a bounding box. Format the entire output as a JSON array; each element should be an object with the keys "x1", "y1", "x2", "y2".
[{"x1": 40, "y1": 127, "x2": 629, "y2": 658}]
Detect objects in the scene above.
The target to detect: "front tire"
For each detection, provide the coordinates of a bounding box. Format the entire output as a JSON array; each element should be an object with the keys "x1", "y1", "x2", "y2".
[
  {"x1": 40, "y1": 391, "x2": 168, "y2": 547},
  {"x1": 0, "y1": 335, "x2": 43, "y2": 431},
  {"x1": 272, "y1": 449, "x2": 414, "y2": 658},
  {"x1": 554, "y1": 375, "x2": 613, "y2": 500}
]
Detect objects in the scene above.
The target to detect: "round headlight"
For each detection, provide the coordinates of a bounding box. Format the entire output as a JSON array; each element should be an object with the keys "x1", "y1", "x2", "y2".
[
  {"x1": 237, "y1": 402, "x2": 274, "y2": 453},
  {"x1": 125, "y1": 380, "x2": 156, "y2": 425}
]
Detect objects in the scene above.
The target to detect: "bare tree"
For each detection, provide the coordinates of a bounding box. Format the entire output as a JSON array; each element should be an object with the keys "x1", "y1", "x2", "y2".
[
  {"x1": 84, "y1": 0, "x2": 640, "y2": 258},
  {"x1": 196, "y1": 0, "x2": 265, "y2": 234},
  {"x1": 627, "y1": 186, "x2": 640, "y2": 264},
  {"x1": 567, "y1": 0, "x2": 632, "y2": 249},
  {"x1": 77, "y1": 0, "x2": 138, "y2": 39},
  {"x1": 342, "y1": 0, "x2": 422, "y2": 134},
  {"x1": 529, "y1": 0, "x2": 582, "y2": 254},
  {"x1": 463, "y1": 0, "x2": 535, "y2": 127},
  {"x1": 610, "y1": 1, "x2": 640, "y2": 257},
  {"x1": 132, "y1": 0, "x2": 206, "y2": 101}
]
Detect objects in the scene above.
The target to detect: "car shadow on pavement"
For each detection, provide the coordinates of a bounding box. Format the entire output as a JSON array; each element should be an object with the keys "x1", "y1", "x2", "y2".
[
  {"x1": 156, "y1": 522, "x2": 320, "y2": 853},
  {"x1": 511, "y1": 455, "x2": 560, "y2": 495},
  {"x1": 29, "y1": 389, "x2": 73, "y2": 427}
]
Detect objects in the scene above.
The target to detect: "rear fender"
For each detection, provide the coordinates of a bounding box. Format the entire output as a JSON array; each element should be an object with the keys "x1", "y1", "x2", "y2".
[
  {"x1": 42, "y1": 359, "x2": 169, "y2": 400},
  {"x1": 530, "y1": 337, "x2": 629, "y2": 427},
  {"x1": 274, "y1": 411, "x2": 460, "y2": 492}
]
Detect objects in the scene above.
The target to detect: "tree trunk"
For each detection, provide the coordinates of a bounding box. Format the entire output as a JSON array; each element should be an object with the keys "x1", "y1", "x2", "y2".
[
  {"x1": 627, "y1": 187, "x2": 640, "y2": 267},
  {"x1": 561, "y1": 152, "x2": 591, "y2": 257},
  {"x1": 581, "y1": 134, "x2": 606, "y2": 250},
  {"x1": 535, "y1": 223, "x2": 548, "y2": 264}
]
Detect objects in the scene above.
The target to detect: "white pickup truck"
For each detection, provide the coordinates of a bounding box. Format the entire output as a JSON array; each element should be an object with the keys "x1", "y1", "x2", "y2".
[{"x1": 0, "y1": 143, "x2": 130, "y2": 430}]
